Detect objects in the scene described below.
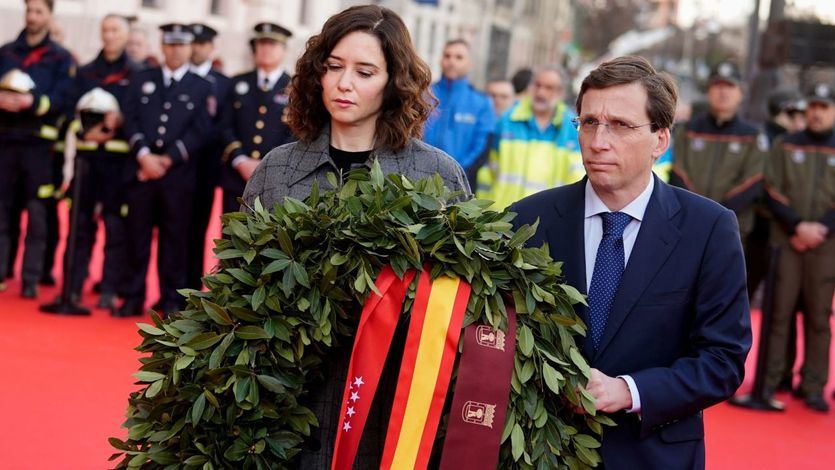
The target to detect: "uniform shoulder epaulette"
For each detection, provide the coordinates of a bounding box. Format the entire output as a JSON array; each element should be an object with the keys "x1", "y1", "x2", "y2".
[
  {"x1": 190, "y1": 72, "x2": 212, "y2": 85},
  {"x1": 136, "y1": 67, "x2": 161, "y2": 78},
  {"x1": 684, "y1": 114, "x2": 710, "y2": 131},
  {"x1": 231, "y1": 70, "x2": 256, "y2": 81},
  {"x1": 734, "y1": 118, "x2": 760, "y2": 136},
  {"x1": 48, "y1": 40, "x2": 74, "y2": 61}
]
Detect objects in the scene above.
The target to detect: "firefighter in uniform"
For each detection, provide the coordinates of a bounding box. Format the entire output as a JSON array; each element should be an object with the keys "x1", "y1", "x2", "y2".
[
  {"x1": 0, "y1": 0, "x2": 75, "y2": 298},
  {"x1": 117, "y1": 23, "x2": 212, "y2": 317},
  {"x1": 219, "y1": 22, "x2": 294, "y2": 214},
  {"x1": 185, "y1": 23, "x2": 230, "y2": 291},
  {"x1": 762, "y1": 88, "x2": 807, "y2": 391},
  {"x1": 62, "y1": 14, "x2": 138, "y2": 310},
  {"x1": 669, "y1": 60, "x2": 768, "y2": 278},
  {"x1": 761, "y1": 83, "x2": 835, "y2": 413}
]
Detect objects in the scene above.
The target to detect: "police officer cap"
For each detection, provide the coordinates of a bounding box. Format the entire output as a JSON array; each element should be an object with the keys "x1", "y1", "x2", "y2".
[
  {"x1": 806, "y1": 82, "x2": 835, "y2": 105},
  {"x1": 251, "y1": 22, "x2": 292, "y2": 44},
  {"x1": 190, "y1": 23, "x2": 218, "y2": 43},
  {"x1": 159, "y1": 23, "x2": 194, "y2": 45},
  {"x1": 767, "y1": 88, "x2": 804, "y2": 116},
  {"x1": 708, "y1": 60, "x2": 742, "y2": 86}
]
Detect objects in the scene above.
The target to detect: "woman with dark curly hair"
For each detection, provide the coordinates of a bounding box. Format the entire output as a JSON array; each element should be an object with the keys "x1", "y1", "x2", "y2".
[
  {"x1": 242, "y1": 4, "x2": 469, "y2": 206},
  {"x1": 241, "y1": 4, "x2": 470, "y2": 468}
]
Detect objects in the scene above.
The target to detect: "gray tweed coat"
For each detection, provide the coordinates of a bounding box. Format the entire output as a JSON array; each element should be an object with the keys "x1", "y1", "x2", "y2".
[
  {"x1": 241, "y1": 126, "x2": 470, "y2": 469},
  {"x1": 242, "y1": 126, "x2": 471, "y2": 208}
]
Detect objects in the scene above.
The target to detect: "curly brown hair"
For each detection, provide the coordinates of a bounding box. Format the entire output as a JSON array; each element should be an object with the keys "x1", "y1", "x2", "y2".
[{"x1": 286, "y1": 5, "x2": 434, "y2": 151}]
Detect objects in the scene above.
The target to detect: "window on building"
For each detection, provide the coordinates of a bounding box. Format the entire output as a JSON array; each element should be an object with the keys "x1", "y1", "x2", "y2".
[
  {"x1": 487, "y1": 26, "x2": 510, "y2": 81},
  {"x1": 524, "y1": 0, "x2": 538, "y2": 16},
  {"x1": 210, "y1": 0, "x2": 222, "y2": 15},
  {"x1": 141, "y1": 0, "x2": 162, "y2": 8},
  {"x1": 299, "y1": 0, "x2": 311, "y2": 26},
  {"x1": 413, "y1": 17, "x2": 423, "y2": 51},
  {"x1": 428, "y1": 21, "x2": 437, "y2": 58}
]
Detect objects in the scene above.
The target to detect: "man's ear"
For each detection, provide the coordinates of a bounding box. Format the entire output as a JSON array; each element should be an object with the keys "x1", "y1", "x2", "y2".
[{"x1": 652, "y1": 127, "x2": 671, "y2": 160}]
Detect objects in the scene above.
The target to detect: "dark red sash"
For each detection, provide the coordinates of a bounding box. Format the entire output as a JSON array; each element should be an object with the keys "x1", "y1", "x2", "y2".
[{"x1": 440, "y1": 306, "x2": 518, "y2": 469}]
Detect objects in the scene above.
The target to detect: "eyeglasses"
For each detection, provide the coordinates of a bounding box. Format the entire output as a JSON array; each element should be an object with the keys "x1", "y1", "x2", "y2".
[{"x1": 572, "y1": 117, "x2": 656, "y2": 137}]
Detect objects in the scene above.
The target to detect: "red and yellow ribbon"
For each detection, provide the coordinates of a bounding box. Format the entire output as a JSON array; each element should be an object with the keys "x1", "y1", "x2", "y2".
[
  {"x1": 380, "y1": 271, "x2": 470, "y2": 469},
  {"x1": 331, "y1": 267, "x2": 470, "y2": 470}
]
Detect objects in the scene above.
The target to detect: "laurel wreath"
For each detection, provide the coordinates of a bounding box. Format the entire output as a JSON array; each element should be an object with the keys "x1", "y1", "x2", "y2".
[{"x1": 110, "y1": 162, "x2": 612, "y2": 469}]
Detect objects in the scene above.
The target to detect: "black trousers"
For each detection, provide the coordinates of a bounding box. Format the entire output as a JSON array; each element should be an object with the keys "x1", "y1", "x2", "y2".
[
  {"x1": 185, "y1": 151, "x2": 219, "y2": 290},
  {"x1": 0, "y1": 138, "x2": 53, "y2": 284},
  {"x1": 6, "y1": 178, "x2": 24, "y2": 279},
  {"x1": 221, "y1": 165, "x2": 246, "y2": 215},
  {"x1": 63, "y1": 152, "x2": 130, "y2": 296},
  {"x1": 123, "y1": 168, "x2": 194, "y2": 309},
  {"x1": 41, "y1": 147, "x2": 64, "y2": 281}
]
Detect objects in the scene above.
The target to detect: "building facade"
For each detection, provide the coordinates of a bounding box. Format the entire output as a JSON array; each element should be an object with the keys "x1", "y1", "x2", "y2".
[
  {"x1": 367, "y1": 0, "x2": 574, "y2": 86},
  {"x1": 0, "y1": 0, "x2": 341, "y2": 75},
  {"x1": 0, "y1": 0, "x2": 573, "y2": 89}
]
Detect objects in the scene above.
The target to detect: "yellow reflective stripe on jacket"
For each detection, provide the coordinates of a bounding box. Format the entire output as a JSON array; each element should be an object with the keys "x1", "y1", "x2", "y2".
[
  {"x1": 75, "y1": 139, "x2": 130, "y2": 153},
  {"x1": 652, "y1": 160, "x2": 672, "y2": 183},
  {"x1": 37, "y1": 184, "x2": 55, "y2": 199},
  {"x1": 76, "y1": 141, "x2": 98, "y2": 151},
  {"x1": 476, "y1": 98, "x2": 583, "y2": 210},
  {"x1": 104, "y1": 140, "x2": 130, "y2": 153},
  {"x1": 36, "y1": 95, "x2": 51, "y2": 116},
  {"x1": 39, "y1": 125, "x2": 58, "y2": 140}
]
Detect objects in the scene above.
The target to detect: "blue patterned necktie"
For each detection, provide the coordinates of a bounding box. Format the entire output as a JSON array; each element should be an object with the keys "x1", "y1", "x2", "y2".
[{"x1": 588, "y1": 211, "x2": 632, "y2": 351}]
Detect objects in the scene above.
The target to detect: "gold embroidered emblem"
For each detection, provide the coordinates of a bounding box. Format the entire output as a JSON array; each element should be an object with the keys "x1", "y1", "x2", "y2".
[
  {"x1": 462, "y1": 401, "x2": 496, "y2": 428},
  {"x1": 476, "y1": 326, "x2": 505, "y2": 351}
]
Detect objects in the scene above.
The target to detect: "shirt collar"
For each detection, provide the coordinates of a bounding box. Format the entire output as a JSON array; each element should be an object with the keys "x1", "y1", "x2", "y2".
[
  {"x1": 584, "y1": 174, "x2": 654, "y2": 222},
  {"x1": 15, "y1": 29, "x2": 50, "y2": 50},
  {"x1": 190, "y1": 60, "x2": 213, "y2": 77},
  {"x1": 162, "y1": 63, "x2": 190, "y2": 84},
  {"x1": 257, "y1": 67, "x2": 284, "y2": 89}
]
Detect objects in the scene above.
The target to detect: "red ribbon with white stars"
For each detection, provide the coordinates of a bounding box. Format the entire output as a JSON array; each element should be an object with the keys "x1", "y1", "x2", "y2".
[{"x1": 330, "y1": 266, "x2": 416, "y2": 470}]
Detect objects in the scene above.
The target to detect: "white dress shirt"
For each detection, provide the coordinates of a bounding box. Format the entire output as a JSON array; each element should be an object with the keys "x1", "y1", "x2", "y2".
[
  {"x1": 256, "y1": 67, "x2": 284, "y2": 91},
  {"x1": 162, "y1": 63, "x2": 190, "y2": 87},
  {"x1": 583, "y1": 175, "x2": 654, "y2": 413},
  {"x1": 190, "y1": 60, "x2": 213, "y2": 78}
]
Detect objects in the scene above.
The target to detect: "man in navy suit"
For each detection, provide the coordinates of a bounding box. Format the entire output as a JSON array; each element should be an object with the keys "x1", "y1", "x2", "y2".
[
  {"x1": 184, "y1": 23, "x2": 231, "y2": 291},
  {"x1": 511, "y1": 56, "x2": 751, "y2": 469},
  {"x1": 117, "y1": 23, "x2": 212, "y2": 317}
]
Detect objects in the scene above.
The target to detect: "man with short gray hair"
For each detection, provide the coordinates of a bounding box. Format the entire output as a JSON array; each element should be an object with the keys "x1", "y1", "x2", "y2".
[{"x1": 477, "y1": 65, "x2": 582, "y2": 210}]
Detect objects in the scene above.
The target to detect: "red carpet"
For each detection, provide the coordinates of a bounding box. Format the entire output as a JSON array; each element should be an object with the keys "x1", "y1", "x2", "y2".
[{"x1": 0, "y1": 192, "x2": 833, "y2": 469}]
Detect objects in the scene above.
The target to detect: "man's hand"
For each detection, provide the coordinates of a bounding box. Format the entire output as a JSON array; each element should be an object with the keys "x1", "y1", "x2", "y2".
[
  {"x1": 235, "y1": 157, "x2": 260, "y2": 181},
  {"x1": 82, "y1": 123, "x2": 115, "y2": 143},
  {"x1": 795, "y1": 221, "x2": 828, "y2": 249},
  {"x1": 103, "y1": 111, "x2": 122, "y2": 130},
  {"x1": 158, "y1": 154, "x2": 174, "y2": 170},
  {"x1": 0, "y1": 91, "x2": 25, "y2": 112},
  {"x1": 137, "y1": 154, "x2": 168, "y2": 181},
  {"x1": 16, "y1": 92, "x2": 34, "y2": 110},
  {"x1": 585, "y1": 368, "x2": 633, "y2": 413},
  {"x1": 789, "y1": 235, "x2": 808, "y2": 252}
]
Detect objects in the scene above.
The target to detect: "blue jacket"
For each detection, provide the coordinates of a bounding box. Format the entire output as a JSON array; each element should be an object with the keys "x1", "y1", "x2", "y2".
[{"x1": 423, "y1": 77, "x2": 494, "y2": 169}]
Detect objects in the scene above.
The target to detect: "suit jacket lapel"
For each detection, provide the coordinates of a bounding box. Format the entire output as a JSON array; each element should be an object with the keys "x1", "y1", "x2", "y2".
[
  {"x1": 592, "y1": 177, "x2": 682, "y2": 362},
  {"x1": 545, "y1": 179, "x2": 591, "y2": 356}
]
